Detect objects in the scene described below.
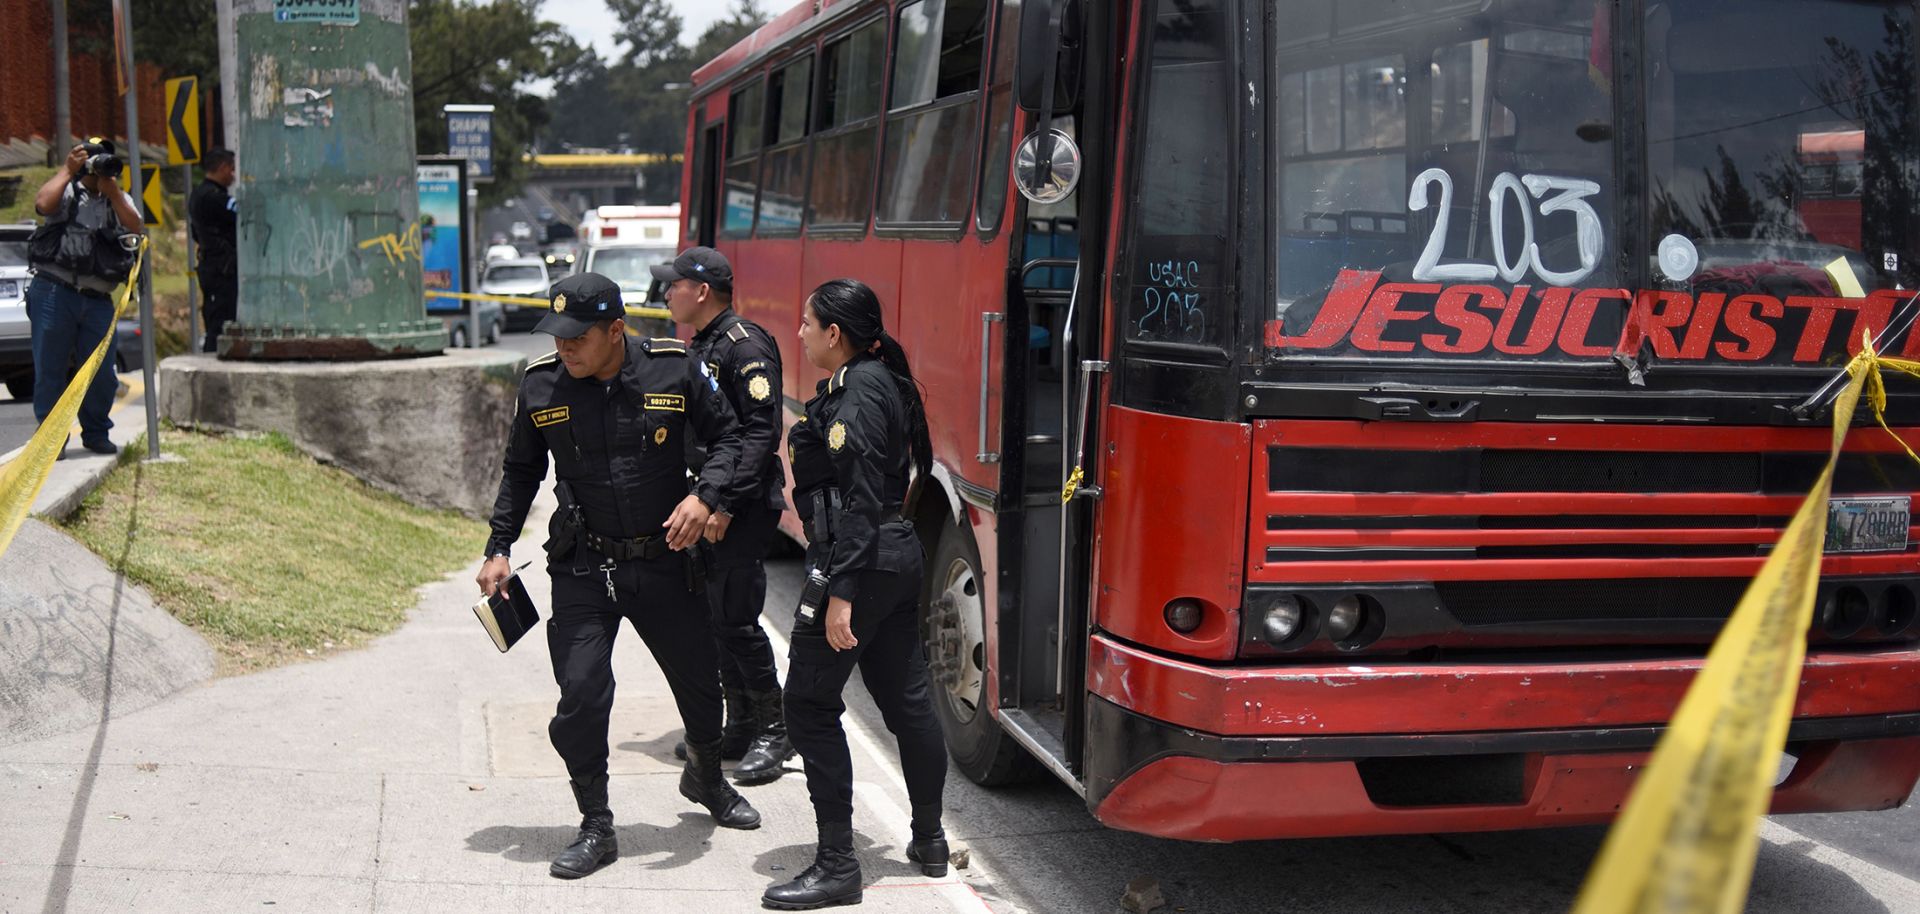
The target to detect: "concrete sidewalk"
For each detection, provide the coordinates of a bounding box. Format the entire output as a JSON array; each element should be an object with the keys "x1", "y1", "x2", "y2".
[{"x1": 0, "y1": 485, "x2": 1001, "y2": 913}]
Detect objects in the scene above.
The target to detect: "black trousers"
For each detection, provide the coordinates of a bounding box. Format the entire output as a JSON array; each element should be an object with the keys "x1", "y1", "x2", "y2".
[
  {"x1": 546, "y1": 552, "x2": 723, "y2": 784},
  {"x1": 784, "y1": 553, "x2": 946, "y2": 825},
  {"x1": 200, "y1": 265, "x2": 237, "y2": 354},
  {"x1": 708, "y1": 502, "x2": 781, "y2": 696}
]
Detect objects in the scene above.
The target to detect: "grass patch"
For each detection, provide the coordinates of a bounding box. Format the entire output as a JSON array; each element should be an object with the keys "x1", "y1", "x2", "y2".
[
  {"x1": 0, "y1": 166, "x2": 57, "y2": 224},
  {"x1": 60, "y1": 428, "x2": 487, "y2": 674}
]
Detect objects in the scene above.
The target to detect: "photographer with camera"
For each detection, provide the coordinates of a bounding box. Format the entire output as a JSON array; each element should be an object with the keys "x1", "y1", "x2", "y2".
[{"x1": 25, "y1": 139, "x2": 144, "y2": 457}]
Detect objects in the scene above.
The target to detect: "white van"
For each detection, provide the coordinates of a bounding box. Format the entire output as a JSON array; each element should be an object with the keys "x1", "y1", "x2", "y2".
[
  {"x1": 578, "y1": 204, "x2": 679, "y2": 249},
  {"x1": 584, "y1": 244, "x2": 676, "y2": 337}
]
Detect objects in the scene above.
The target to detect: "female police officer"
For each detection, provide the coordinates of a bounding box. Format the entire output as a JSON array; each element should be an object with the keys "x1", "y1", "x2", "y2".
[{"x1": 762, "y1": 279, "x2": 947, "y2": 910}]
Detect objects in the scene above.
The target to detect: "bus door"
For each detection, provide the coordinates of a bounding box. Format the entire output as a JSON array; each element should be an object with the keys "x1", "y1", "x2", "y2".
[{"x1": 996, "y1": 0, "x2": 1118, "y2": 782}]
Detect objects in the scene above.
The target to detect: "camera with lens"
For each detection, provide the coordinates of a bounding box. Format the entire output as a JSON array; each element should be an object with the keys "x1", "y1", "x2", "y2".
[{"x1": 81, "y1": 139, "x2": 122, "y2": 179}]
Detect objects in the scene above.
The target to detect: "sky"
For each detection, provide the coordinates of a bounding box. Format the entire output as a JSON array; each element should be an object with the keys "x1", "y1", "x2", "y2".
[{"x1": 541, "y1": 0, "x2": 734, "y2": 62}]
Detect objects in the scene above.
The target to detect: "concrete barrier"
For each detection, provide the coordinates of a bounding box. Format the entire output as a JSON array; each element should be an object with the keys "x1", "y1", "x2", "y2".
[
  {"x1": 158, "y1": 349, "x2": 526, "y2": 518},
  {"x1": 0, "y1": 519, "x2": 216, "y2": 747}
]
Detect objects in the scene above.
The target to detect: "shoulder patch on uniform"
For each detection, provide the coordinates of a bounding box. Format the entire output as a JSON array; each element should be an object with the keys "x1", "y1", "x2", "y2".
[
  {"x1": 644, "y1": 338, "x2": 687, "y2": 356},
  {"x1": 644, "y1": 393, "x2": 686, "y2": 412},
  {"x1": 747, "y1": 374, "x2": 774, "y2": 403},
  {"x1": 526, "y1": 351, "x2": 561, "y2": 372},
  {"x1": 726, "y1": 323, "x2": 750, "y2": 343},
  {"x1": 740, "y1": 360, "x2": 768, "y2": 374},
  {"x1": 828, "y1": 420, "x2": 849, "y2": 452},
  {"x1": 531, "y1": 406, "x2": 570, "y2": 427}
]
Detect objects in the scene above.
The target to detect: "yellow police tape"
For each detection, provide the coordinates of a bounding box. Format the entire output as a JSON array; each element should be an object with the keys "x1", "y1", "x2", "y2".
[
  {"x1": 1572, "y1": 335, "x2": 1920, "y2": 914},
  {"x1": 427, "y1": 289, "x2": 671, "y2": 322},
  {"x1": 0, "y1": 241, "x2": 148, "y2": 560}
]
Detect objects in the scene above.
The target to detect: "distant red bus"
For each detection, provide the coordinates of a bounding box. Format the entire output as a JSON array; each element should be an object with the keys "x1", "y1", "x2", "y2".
[{"x1": 678, "y1": 0, "x2": 1920, "y2": 840}]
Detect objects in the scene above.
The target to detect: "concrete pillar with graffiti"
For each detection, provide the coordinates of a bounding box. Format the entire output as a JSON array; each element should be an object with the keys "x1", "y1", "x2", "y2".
[{"x1": 224, "y1": 0, "x2": 442, "y2": 359}]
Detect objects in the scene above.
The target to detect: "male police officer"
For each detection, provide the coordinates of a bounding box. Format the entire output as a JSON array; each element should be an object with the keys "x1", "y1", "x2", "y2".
[
  {"x1": 654, "y1": 247, "x2": 792, "y2": 784},
  {"x1": 478, "y1": 272, "x2": 762, "y2": 880}
]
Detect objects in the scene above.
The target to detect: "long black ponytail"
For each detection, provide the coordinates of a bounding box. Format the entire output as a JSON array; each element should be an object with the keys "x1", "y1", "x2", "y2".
[{"x1": 808, "y1": 278, "x2": 932, "y2": 478}]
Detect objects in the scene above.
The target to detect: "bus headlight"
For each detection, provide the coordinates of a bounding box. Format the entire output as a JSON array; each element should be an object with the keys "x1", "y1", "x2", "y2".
[
  {"x1": 1259, "y1": 595, "x2": 1303, "y2": 646},
  {"x1": 1326, "y1": 595, "x2": 1364, "y2": 641}
]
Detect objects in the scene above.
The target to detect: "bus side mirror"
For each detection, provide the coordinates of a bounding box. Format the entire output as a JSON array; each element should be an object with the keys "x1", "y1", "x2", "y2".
[{"x1": 1016, "y1": 0, "x2": 1083, "y2": 115}]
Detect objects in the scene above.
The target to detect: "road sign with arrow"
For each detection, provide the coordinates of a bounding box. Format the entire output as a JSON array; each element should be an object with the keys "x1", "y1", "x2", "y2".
[{"x1": 165, "y1": 76, "x2": 201, "y2": 166}]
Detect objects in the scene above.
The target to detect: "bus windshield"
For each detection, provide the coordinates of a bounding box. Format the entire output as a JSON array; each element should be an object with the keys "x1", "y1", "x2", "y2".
[{"x1": 1267, "y1": 0, "x2": 1920, "y2": 373}]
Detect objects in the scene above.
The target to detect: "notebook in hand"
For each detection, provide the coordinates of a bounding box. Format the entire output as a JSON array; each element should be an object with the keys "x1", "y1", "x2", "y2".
[{"x1": 473, "y1": 572, "x2": 539, "y2": 653}]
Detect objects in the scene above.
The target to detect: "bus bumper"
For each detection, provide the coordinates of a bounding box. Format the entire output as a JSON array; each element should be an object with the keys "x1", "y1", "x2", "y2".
[{"x1": 1083, "y1": 634, "x2": 1920, "y2": 841}]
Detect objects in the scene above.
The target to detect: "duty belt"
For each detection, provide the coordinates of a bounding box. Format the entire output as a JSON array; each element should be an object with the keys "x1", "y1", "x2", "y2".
[{"x1": 581, "y1": 529, "x2": 669, "y2": 562}]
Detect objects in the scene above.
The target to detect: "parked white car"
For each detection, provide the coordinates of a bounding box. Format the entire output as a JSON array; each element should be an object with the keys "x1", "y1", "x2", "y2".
[{"x1": 1, "y1": 224, "x2": 37, "y2": 399}]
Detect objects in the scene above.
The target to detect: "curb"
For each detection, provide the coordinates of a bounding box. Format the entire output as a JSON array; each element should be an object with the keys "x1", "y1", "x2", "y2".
[{"x1": 21, "y1": 372, "x2": 154, "y2": 521}]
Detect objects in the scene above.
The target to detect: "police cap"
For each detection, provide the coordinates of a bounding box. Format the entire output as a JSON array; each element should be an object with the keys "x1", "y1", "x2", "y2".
[
  {"x1": 535, "y1": 271, "x2": 624, "y2": 339},
  {"x1": 648, "y1": 246, "x2": 733, "y2": 293}
]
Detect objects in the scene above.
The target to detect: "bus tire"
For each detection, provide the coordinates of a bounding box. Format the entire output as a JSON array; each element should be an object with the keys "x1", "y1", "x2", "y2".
[{"x1": 922, "y1": 516, "x2": 1039, "y2": 786}]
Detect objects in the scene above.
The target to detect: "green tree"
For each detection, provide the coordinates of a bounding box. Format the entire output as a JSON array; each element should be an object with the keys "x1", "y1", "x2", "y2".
[
  {"x1": 408, "y1": 0, "x2": 585, "y2": 203},
  {"x1": 544, "y1": 0, "x2": 768, "y2": 204},
  {"x1": 130, "y1": 0, "x2": 219, "y2": 89}
]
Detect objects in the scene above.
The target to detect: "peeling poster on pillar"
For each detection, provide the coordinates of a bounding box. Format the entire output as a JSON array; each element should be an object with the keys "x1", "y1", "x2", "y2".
[{"x1": 276, "y1": 0, "x2": 358, "y2": 25}]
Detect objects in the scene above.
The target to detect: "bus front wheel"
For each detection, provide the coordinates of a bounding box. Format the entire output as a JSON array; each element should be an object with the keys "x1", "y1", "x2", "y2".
[{"x1": 922, "y1": 516, "x2": 1039, "y2": 786}]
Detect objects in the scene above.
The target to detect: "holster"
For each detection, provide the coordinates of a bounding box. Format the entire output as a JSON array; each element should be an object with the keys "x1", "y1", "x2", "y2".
[
  {"x1": 684, "y1": 542, "x2": 711, "y2": 596},
  {"x1": 544, "y1": 480, "x2": 585, "y2": 563},
  {"x1": 806, "y1": 488, "x2": 842, "y2": 545}
]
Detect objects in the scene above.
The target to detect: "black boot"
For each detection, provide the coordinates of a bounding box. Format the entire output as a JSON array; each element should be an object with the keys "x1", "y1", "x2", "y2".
[
  {"x1": 674, "y1": 685, "x2": 755, "y2": 760},
  {"x1": 550, "y1": 776, "x2": 618, "y2": 879},
  {"x1": 762, "y1": 821, "x2": 862, "y2": 910},
  {"x1": 679, "y1": 739, "x2": 762, "y2": 829},
  {"x1": 733, "y1": 688, "x2": 795, "y2": 785},
  {"x1": 905, "y1": 803, "x2": 948, "y2": 877}
]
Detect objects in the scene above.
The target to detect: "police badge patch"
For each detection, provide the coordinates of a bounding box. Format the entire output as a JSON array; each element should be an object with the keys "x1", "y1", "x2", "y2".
[
  {"x1": 654, "y1": 426, "x2": 669, "y2": 445},
  {"x1": 828, "y1": 420, "x2": 848, "y2": 452},
  {"x1": 747, "y1": 374, "x2": 773, "y2": 402},
  {"x1": 553, "y1": 293, "x2": 568, "y2": 310}
]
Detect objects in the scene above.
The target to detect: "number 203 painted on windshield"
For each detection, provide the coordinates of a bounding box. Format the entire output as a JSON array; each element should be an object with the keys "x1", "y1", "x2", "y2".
[{"x1": 1408, "y1": 167, "x2": 1604, "y2": 287}]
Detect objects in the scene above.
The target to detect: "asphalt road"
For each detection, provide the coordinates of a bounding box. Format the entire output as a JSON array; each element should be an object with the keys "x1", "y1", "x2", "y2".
[
  {"x1": 0, "y1": 388, "x2": 34, "y2": 455},
  {"x1": 755, "y1": 560, "x2": 1920, "y2": 914}
]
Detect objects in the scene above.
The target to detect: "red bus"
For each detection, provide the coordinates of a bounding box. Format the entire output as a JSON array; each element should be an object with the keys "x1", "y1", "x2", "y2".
[{"x1": 677, "y1": 0, "x2": 1920, "y2": 840}]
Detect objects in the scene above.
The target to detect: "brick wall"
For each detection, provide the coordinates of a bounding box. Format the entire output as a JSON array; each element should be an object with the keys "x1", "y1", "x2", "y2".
[{"x1": 0, "y1": 0, "x2": 166, "y2": 153}]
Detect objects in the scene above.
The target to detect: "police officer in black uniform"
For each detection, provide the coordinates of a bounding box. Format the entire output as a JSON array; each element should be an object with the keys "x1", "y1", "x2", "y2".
[
  {"x1": 654, "y1": 247, "x2": 795, "y2": 785},
  {"x1": 478, "y1": 272, "x2": 763, "y2": 881},
  {"x1": 763, "y1": 278, "x2": 948, "y2": 910}
]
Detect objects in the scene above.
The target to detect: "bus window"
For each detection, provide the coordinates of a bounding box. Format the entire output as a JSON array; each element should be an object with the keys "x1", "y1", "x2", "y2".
[
  {"x1": 760, "y1": 56, "x2": 814, "y2": 235},
  {"x1": 809, "y1": 17, "x2": 887, "y2": 230},
  {"x1": 877, "y1": 0, "x2": 992, "y2": 227},
  {"x1": 1645, "y1": 0, "x2": 1916, "y2": 330},
  {"x1": 1269, "y1": 0, "x2": 1619, "y2": 365},
  {"x1": 976, "y1": 0, "x2": 1022, "y2": 235},
  {"x1": 724, "y1": 79, "x2": 766, "y2": 236},
  {"x1": 688, "y1": 116, "x2": 713, "y2": 242},
  {"x1": 1125, "y1": 0, "x2": 1233, "y2": 348}
]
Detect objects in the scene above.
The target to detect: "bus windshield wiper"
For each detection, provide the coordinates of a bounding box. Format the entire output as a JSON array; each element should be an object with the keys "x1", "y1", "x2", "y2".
[{"x1": 1791, "y1": 288, "x2": 1920, "y2": 420}]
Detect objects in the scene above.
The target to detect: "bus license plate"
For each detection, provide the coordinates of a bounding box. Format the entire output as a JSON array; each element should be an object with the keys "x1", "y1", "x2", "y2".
[
  {"x1": 0, "y1": 279, "x2": 17, "y2": 301},
  {"x1": 1824, "y1": 496, "x2": 1910, "y2": 554}
]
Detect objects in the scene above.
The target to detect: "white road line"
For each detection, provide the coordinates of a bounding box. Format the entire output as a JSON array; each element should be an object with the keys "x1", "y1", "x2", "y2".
[{"x1": 1760, "y1": 818, "x2": 1920, "y2": 903}]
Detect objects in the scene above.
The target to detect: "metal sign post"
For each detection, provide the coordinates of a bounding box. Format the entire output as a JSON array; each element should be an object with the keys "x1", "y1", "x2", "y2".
[{"x1": 118, "y1": 0, "x2": 160, "y2": 460}]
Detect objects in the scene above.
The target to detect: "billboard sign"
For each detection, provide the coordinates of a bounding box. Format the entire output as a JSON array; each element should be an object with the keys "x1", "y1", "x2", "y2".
[{"x1": 418, "y1": 157, "x2": 469, "y2": 315}]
